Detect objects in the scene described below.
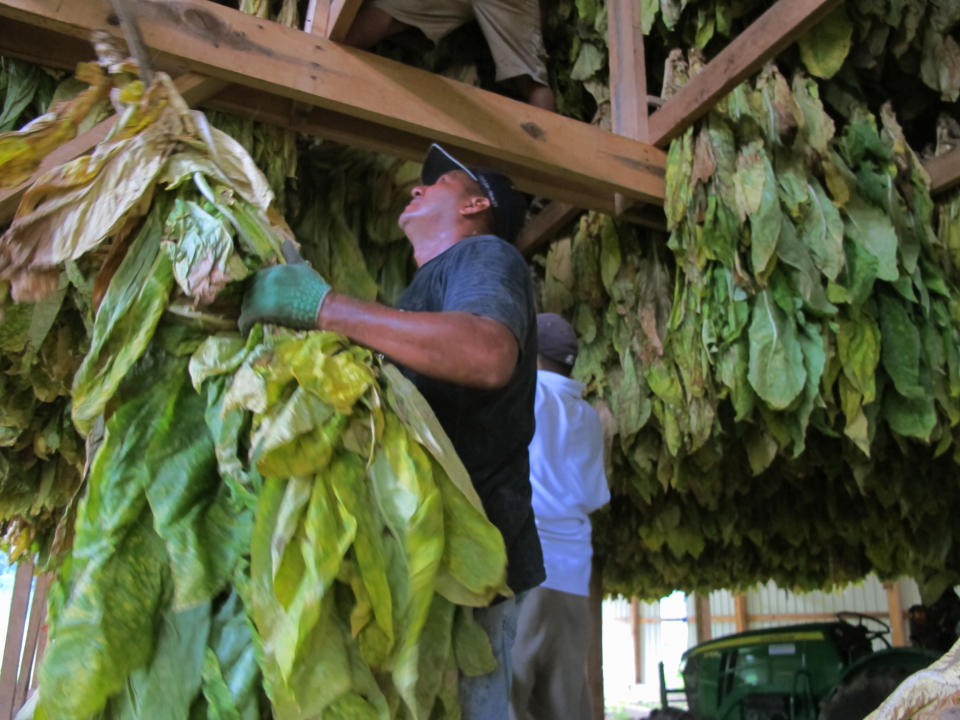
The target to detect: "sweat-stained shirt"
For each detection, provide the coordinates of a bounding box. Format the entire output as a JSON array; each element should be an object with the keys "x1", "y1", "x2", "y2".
[{"x1": 395, "y1": 234, "x2": 545, "y2": 594}]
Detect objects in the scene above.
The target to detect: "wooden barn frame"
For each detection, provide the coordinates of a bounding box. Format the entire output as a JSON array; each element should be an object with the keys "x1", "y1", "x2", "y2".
[{"x1": 0, "y1": 1, "x2": 958, "y2": 718}]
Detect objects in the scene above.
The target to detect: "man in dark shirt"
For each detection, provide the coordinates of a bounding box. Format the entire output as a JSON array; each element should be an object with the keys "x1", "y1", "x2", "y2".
[{"x1": 239, "y1": 143, "x2": 544, "y2": 718}]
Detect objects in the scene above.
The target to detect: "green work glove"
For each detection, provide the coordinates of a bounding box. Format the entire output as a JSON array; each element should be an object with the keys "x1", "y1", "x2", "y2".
[{"x1": 238, "y1": 263, "x2": 331, "y2": 334}]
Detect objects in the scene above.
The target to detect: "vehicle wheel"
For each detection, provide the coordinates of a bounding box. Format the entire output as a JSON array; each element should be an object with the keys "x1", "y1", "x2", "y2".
[
  {"x1": 648, "y1": 708, "x2": 694, "y2": 720},
  {"x1": 817, "y1": 667, "x2": 912, "y2": 720}
]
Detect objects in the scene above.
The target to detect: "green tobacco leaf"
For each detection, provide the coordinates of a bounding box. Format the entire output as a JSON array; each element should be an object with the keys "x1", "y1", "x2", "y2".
[
  {"x1": 748, "y1": 152, "x2": 783, "y2": 279},
  {"x1": 747, "y1": 289, "x2": 806, "y2": 409},
  {"x1": 0, "y1": 59, "x2": 46, "y2": 131},
  {"x1": 253, "y1": 387, "x2": 345, "y2": 479},
  {"x1": 201, "y1": 591, "x2": 262, "y2": 720},
  {"x1": 843, "y1": 193, "x2": 899, "y2": 282},
  {"x1": 274, "y1": 332, "x2": 376, "y2": 415},
  {"x1": 776, "y1": 220, "x2": 836, "y2": 316},
  {"x1": 570, "y1": 42, "x2": 604, "y2": 81},
  {"x1": 38, "y1": 369, "x2": 179, "y2": 719},
  {"x1": 328, "y1": 452, "x2": 394, "y2": 645},
  {"x1": 884, "y1": 392, "x2": 937, "y2": 441},
  {"x1": 798, "y1": 6, "x2": 853, "y2": 79},
  {"x1": 143, "y1": 361, "x2": 245, "y2": 609},
  {"x1": 162, "y1": 198, "x2": 250, "y2": 306},
  {"x1": 71, "y1": 198, "x2": 174, "y2": 435},
  {"x1": 665, "y1": 129, "x2": 694, "y2": 229},
  {"x1": 878, "y1": 292, "x2": 924, "y2": 399},
  {"x1": 107, "y1": 603, "x2": 212, "y2": 720},
  {"x1": 453, "y1": 604, "x2": 497, "y2": 677},
  {"x1": 733, "y1": 140, "x2": 765, "y2": 221},
  {"x1": 921, "y1": 26, "x2": 960, "y2": 101},
  {"x1": 836, "y1": 314, "x2": 880, "y2": 403},
  {"x1": 718, "y1": 337, "x2": 754, "y2": 421},
  {"x1": 800, "y1": 179, "x2": 844, "y2": 281},
  {"x1": 600, "y1": 217, "x2": 621, "y2": 295},
  {"x1": 641, "y1": 0, "x2": 659, "y2": 34},
  {"x1": 381, "y1": 363, "x2": 485, "y2": 514},
  {"x1": 793, "y1": 74, "x2": 835, "y2": 155}
]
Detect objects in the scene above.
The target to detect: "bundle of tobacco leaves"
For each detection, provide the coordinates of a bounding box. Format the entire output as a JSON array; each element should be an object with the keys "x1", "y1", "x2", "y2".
[
  {"x1": 0, "y1": 41, "x2": 508, "y2": 720},
  {"x1": 539, "y1": 43, "x2": 960, "y2": 598}
]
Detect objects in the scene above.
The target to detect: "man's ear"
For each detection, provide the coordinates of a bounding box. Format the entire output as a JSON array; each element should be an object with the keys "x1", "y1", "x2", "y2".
[{"x1": 460, "y1": 195, "x2": 492, "y2": 218}]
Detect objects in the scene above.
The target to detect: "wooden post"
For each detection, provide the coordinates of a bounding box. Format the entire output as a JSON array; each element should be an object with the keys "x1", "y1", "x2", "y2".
[
  {"x1": 12, "y1": 573, "x2": 51, "y2": 712},
  {"x1": 885, "y1": 581, "x2": 906, "y2": 647},
  {"x1": 695, "y1": 593, "x2": 712, "y2": 644},
  {"x1": 303, "y1": 0, "x2": 328, "y2": 35},
  {"x1": 586, "y1": 557, "x2": 605, "y2": 720},
  {"x1": 608, "y1": 0, "x2": 649, "y2": 143},
  {"x1": 630, "y1": 598, "x2": 643, "y2": 683},
  {"x1": 0, "y1": 562, "x2": 34, "y2": 720},
  {"x1": 607, "y1": 0, "x2": 649, "y2": 217},
  {"x1": 734, "y1": 594, "x2": 749, "y2": 633}
]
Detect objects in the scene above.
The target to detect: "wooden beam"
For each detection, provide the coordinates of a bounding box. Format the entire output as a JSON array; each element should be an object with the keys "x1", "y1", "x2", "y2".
[
  {"x1": 325, "y1": 0, "x2": 362, "y2": 43},
  {"x1": 925, "y1": 146, "x2": 960, "y2": 196},
  {"x1": 586, "y1": 557, "x2": 604, "y2": 720},
  {"x1": 0, "y1": 562, "x2": 33, "y2": 720},
  {"x1": 630, "y1": 598, "x2": 643, "y2": 684},
  {"x1": 0, "y1": 0, "x2": 666, "y2": 208},
  {"x1": 514, "y1": 201, "x2": 580, "y2": 256},
  {"x1": 204, "y1": 86, "x2": 623, "y2": 214},
  {"x1": 734, "y1": 594, "x2": 749, "y2": 633},
  {"x1": 694, "y1": 593, "x2": 712, "y2": 643},
  {"x1": 0, "y1": 73, "x2": 227, "y2": 225},
  {"x1": 648, "y1": 0, "x2": 843, "y2": 147},
  {"x1": 884, "y1": 581, "x2": 906, "y2": 647}
]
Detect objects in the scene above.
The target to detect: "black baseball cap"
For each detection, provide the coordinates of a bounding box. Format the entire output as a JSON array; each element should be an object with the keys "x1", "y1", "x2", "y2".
[
  {"x1": 421, "y1": 143, "x2": 528, "y2": 243},
  {"x1": 537, "y1": 313, "x2": 578, "y2": 367}
]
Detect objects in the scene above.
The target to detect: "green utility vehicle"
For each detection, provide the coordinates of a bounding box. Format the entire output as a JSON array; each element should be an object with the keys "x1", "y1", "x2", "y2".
[{"x1": 654, "y1": 612, "x2": 943, "y2": 720}]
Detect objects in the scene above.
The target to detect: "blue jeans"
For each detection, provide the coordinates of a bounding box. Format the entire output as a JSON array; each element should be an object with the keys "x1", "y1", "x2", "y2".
[{"x1": 460, "y1": 591, "x2": 527, "y2": 719}]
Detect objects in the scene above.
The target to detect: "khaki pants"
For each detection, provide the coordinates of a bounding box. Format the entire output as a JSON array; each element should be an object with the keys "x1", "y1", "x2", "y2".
[
  {"x1": 510, "y1": 586, "x2": 592, "y2": 720},
  {"x1": 368, "y1": 0, "x2": 549, "y2": 84}
]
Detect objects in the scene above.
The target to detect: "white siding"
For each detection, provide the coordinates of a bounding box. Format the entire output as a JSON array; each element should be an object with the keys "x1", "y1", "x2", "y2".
[{"x1": 601, "y1": 575, "x2": 924, "y2": 688}]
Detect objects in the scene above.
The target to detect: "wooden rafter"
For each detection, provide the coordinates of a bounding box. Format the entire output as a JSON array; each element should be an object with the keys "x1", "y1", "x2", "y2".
[
  {"x1": 648, "y1": 0, "x2": 843, "y2": 147},
  {"x1": 0, "y1": 0, "x2": 666, "y2": 211},
  {"x1": 926, "y1": 146, "x2": 960, "y2": 196},
  {"x1": 515, "y1": 201, "x2": 578, "y2": 257}
]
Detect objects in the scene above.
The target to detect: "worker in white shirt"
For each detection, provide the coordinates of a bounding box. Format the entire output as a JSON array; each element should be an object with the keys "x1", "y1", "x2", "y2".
[{"x1": 510, "y1": 312, "x2": 610, "y2": 720}]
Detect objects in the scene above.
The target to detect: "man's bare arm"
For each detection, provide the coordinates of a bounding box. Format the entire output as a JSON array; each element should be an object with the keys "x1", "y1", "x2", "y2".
[{"x1": 318, "y1": 292, "x2": 519, "y2": 389}]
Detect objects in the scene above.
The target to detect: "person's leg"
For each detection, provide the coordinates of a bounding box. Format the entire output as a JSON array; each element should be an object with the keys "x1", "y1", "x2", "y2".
[
  {"x1": 542, "y1": 590, "x2": 591, "y2": 719},
  {"x1": 511, "y1": 587, "x2": 591, "y2": 720},
  {"x1": 342, "y1": 6, "x2": 408, "y2": 48},
  {"x1": 460, "y1": 592, "x2": 526, "y2": 720},
  {"x1": 345, "y1": 0, "x2": 472, "y2": 48},
  {"x1": 473, "y1": 0, "x2": 556, "y2": 111},
  {"x1": 514, "y1": 75, "x2": 556, "y2": 111},
  {"x1": 510, "y1": 586, "x2": 549, "y2": 720}
]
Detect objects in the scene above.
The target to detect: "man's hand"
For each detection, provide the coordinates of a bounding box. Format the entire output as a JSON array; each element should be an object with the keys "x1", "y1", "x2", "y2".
[{"x1": 238, "y1": 263, "x2": 331, "y2": 334}]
